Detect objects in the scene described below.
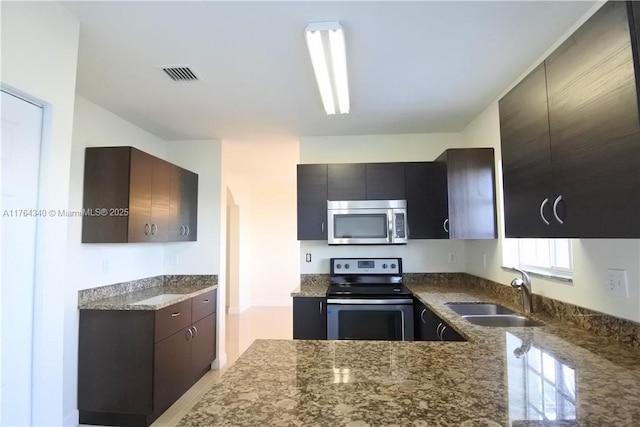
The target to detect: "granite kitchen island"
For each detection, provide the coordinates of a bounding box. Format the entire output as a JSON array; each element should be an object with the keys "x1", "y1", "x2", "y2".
[{"x1": 178, "y1": 282, "x2": 640, "y2": 426}]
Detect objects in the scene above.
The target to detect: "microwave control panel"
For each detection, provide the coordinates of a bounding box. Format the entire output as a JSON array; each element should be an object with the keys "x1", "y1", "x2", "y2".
[{"x1": 330, "y1": 258, "x2": 402, "y2": 275}]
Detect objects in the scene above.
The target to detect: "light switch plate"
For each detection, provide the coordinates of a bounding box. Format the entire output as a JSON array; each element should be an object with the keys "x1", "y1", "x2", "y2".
[{"x1": 606, "y1": 269, "x2": 629, "y2": 298}]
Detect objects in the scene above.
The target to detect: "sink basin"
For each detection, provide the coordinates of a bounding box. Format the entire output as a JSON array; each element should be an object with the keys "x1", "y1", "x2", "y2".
[
  {"x1": 461, "y1": 315, "x2": 543, "y2": 327},
  {"x1": 445, "y1": 302, "x2": 516, "y2": 316}
]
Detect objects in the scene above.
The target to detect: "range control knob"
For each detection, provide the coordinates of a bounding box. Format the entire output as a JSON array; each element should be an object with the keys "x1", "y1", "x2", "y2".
[
  {"x1": 345, "y1": 264, "x2": 350, "y2": 269},
  {"x1": 382, "y1": 264, "x2": 388, "y2": 269},
  {"x1": 391, "y1": 263, "x2": 397, "y2": 269},
  {"x1": 336, "y1": 264, "x2": 342, "y2": 269}
]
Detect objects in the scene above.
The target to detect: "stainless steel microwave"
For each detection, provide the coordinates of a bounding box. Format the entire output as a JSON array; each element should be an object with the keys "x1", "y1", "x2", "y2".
[{"x1": 327, "y1": 200, "x2": 408, "y2": 245}]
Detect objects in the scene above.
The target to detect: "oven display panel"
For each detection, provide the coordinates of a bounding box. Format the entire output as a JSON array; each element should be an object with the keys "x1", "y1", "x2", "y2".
[{"x1": 358, "y1": 260, "x2": 375, "y2": 269}]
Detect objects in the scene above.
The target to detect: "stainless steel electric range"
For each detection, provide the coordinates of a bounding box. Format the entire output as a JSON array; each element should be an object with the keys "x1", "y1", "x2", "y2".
[{"x1": 326, "y1": 257, "x2": 414, "y2": 341}]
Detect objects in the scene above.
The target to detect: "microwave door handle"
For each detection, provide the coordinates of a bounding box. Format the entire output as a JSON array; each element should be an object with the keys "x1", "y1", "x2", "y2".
[{"x1": 388, "y1": 211, "x2": 394, "y2": 243}]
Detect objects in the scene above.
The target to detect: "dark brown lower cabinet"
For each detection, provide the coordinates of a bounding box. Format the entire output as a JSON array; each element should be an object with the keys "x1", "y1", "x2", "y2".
[
  {"x1": 190, "y1": 314, "x2": 217, "y2": 384},
  {"x1": 293, "y1": 297, "x2": 327, "y2": 339},
  {"x1": 79, "y1": 290, "x2": 217, "y2": 427},
  {"x1": 153, "y1": 328, "x2": 192, "y2": 417},
  {"x1": 414, "y1": 299, "x2": 465, "y2": 342}
]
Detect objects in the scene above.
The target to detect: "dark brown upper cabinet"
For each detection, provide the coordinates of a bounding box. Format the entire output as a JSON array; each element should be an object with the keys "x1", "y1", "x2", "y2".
[
  {"x1": 499, "y1": 1, "x2": 640, "y2": 238},
  {"x1": 297, "y1": 164, "x2": 328, "y2": 240},
  {"x1": 327, "y1": 163, "x2": 366, "y2": 200},
  {"x1": 499, "y1": 63, "x2": 556, "y2": 237},
  {"x1": 82, "y1": 147, "x2": 199, "y2": 243},
  {"x1": 169, "y1": 166, "x2": 198, "y2": 241},
  {"x1": 405, "y1": 162, "x2": 448, "y2": 239},
  {"x1": 436, "y1": 148, "x2": 498, "y2": 240},
  {"x1": 365, "y1": 163, "x2": 406, "y2": 200}
]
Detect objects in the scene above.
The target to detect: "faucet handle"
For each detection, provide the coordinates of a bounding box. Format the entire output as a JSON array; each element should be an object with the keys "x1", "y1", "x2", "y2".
[{"x1": 512, "y1": 267, "x2": 531, "y2": 286}]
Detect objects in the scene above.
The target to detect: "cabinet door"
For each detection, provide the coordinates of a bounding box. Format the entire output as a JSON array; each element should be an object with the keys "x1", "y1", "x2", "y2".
[
  {"x1": 82, "y1": 147, "x2": 131, "y2": 243},
  {"x1": 190, "y1": 314, "x2": 216, "y2": 385},
  {"x1": 414, "y1": 300, "x2": 439, "y2": 341},
  {"x1": 297, "y1": 164, "x2": 328, "y2": 240},
  {"x1": 154, "y1": 328, "x2": 191, "y2": 416},
  {"x1": 128, "y1": 148, "x2": 154, "y2": 242},
  {"x1": 293, "y1": 297, "x2": 327, "y2": 339},
  {"x1": 365, "y1": 163, "x2": 405, "y2": 200},
  {"x1": 440, "y1": 323, "x2": 465, "y2": 342},
  {"x1": 499, "y1": 63, "x2": 555, "y2": 237},
  {"x1": 327, "y1": 164, "x2": 366, "y2": 201},
  {"x1": 546, "y1": 1, "x2": 640, "y2": 237},
  {"x1": 405, "y1": 162, "x2": 448, "y2": 239},
  {"x1": 440, "y1": 149, "x2": 497, "y2": 239},
  {"x1": 169, "y1": 166, "x2": 199, "y2": 241},
  {"x1": 149, "y1": 158, "x2": 172, "y2": 242}
]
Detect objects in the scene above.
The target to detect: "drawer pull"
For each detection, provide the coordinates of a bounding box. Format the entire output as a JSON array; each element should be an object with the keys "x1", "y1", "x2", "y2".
[
  {"x1": 203, "y1": 299, "x2": 210, "y2": 303},
  {"x1": 171, "y1": 312, "x2": 181, "y2": 317},
  {"x1": 192, "y1": 325, "x2": 198, "y2": 339}
]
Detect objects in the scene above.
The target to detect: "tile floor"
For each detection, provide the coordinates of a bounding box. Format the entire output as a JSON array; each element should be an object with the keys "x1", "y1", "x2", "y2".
[
  {"x1": 79, "y1": 306, "x2": 292, "y2": 427},
  {"x1": 150, "y1": 306, "x2": 293, "y2": 426}
]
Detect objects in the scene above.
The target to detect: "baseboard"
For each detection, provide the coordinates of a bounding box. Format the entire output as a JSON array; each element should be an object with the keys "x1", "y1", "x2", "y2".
[
  {"x1": 212, "y1": 352, "x2": 227, "y2": 369},
  {"x1": 63, "y1": 409, "x2": 79, "y2": 427}
]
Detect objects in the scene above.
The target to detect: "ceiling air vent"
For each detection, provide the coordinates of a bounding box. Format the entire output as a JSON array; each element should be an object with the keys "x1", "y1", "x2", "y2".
[{"x1": 161, "y1": 66, "x2": 199, "y2": 82}]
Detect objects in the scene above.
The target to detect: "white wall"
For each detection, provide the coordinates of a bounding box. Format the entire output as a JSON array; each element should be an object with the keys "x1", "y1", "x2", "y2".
[
  {"x1": 299, "y1": 133, "x2": 468, "y2": 274},
  {"x1": 462, "y1": 0, "x2": 640, "y2": 323},
  {"x1": 222, "y1": 138, "x2": 300, "y2": 309}
]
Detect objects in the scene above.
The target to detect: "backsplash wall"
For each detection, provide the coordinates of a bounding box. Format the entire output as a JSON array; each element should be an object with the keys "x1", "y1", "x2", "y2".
[{"x1": 300, "y1": 240, "x2": 466, "y2": 274}]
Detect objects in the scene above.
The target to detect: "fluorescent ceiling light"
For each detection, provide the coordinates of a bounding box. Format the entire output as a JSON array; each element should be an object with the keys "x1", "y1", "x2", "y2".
[{"x1": 305, "y1": 22, "x2": 350, "y2": 115}]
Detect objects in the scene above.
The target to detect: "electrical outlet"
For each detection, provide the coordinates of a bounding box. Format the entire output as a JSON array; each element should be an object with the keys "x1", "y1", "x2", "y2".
[
  {"x1": 448, "y1": 252, "x2": 456, "y2": 263},
  {"x1": 171, "y1": 255, "x2": 179, "y2": 265},
  {"x1": 606, "y1": 269, "x2": 629, "y2": 298},
  {"x1": 102, "y1": 259, "x2": 109, "y2": 273},
  {"x1": 305, "y1": 253, "x2": 312, "y2": 263},
  {"x1": 482, "y1": 253, "x2": 488, "y2": 268}
]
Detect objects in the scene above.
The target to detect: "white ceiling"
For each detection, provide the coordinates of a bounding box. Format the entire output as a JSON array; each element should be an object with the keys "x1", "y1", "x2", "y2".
[{"x1": 63, "y1": 1, "x2": 595, "y2": 141}]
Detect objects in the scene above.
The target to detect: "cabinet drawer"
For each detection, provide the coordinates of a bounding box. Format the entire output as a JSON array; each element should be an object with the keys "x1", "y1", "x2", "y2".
[
  {"x1": 192, "y1": 290, "x2": 216, "y2": 323},
  {"x1": 155, "y1": 300, "x2": 192, "y2": 343}
]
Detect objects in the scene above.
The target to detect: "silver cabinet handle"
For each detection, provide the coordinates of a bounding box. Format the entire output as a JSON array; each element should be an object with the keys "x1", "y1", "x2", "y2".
[
  {"x1": 186, "y1": 327, "x2": 193, "y2": 342},
  {"x1": 171, "y1": 312, "x2": 181, "y2": 317},
  {"x1": 443, "y1": 218, "x2": 449, "y2": 233},
  {"x1": 321, "y1": 222, "x2": 325, "y2": 233},
  {"x1": 440, "y1": 326, "x2": 447, "y2": 341},
  {"x1": 186, "y1": 225, "x2": 190, "y2": 236},
  {"x1": 180, "y1": 225, "x2": 185, "y2": 236},
  {"x1": 553, "y1": 195, "x2": 564, "y2": 225},
  {"x1": 151, "y1": 223, "x2": 158, "y2": 235},
  {"x1": 420, "y1": 308, "x2": 426, "y2": 323},
  {"x1": 144, "y1": 223, "x2": 151, "y2": 235},
  {"x1": 203, "y1": 299, "x2": 210, "y2": 303},
  {"x1": 192, "y1": 325, "x2": 198, "y2": 339},
  {"x1": 539, "y1": 198, "x2": 550, "y2": 225},
  {"x1": 319, "y1": 301, "x2": 323, "y2": 313},
  {"x1": 436, "y1": 322, "x2": 444, "y2": 339}
]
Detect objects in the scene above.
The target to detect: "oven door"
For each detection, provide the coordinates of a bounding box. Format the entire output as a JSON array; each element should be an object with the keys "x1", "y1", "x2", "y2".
[
  {"x1": 326, "y1": 299, "x2": 414, "y2": 341},
  {"x1": 327, "y1": 208, "x2": 392, "y2": 245}
]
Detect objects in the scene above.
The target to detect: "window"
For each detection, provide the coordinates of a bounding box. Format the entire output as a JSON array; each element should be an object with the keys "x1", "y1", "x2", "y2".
[{"x1": 504, "y1": 238, "x2": 573, "y2": 279}]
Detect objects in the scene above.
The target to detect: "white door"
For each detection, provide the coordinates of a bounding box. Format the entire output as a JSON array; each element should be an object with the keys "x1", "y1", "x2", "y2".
[{"x1": 1, "y1": 90, "x2": 43, "y2": 426}]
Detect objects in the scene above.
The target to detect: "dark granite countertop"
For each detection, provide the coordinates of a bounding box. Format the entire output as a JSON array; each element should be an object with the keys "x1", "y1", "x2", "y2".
[{"x1": 179, "y1": 280, "x2": 640, "y2": 426}]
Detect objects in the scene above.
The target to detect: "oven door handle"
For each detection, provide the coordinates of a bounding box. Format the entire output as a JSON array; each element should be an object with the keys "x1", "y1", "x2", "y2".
[{"x1": 327, "y1": 298, "x2": 413, "y2": 305}]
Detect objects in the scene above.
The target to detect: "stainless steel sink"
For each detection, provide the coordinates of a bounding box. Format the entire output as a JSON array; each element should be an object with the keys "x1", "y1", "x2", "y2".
[
  {"x1": 461, "y1": 315, "x2": 544, "y2": 327},
  {"x1": 445, "y1": 302, "x2": 516, "y2": 316}
]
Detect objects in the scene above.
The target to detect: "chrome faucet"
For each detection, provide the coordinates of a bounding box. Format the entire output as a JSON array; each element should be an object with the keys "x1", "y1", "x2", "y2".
[{"x1": 510, "y1": 268, "x2": 532, "y2": 314}]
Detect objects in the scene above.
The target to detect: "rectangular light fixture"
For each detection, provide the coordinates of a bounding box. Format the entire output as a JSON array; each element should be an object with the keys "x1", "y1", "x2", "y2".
[{"x1": 305, "y1": 21, "x2": 350, "y2": 115}]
